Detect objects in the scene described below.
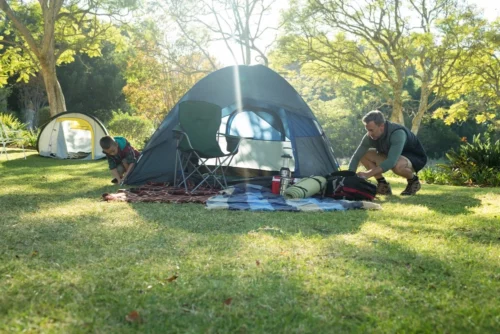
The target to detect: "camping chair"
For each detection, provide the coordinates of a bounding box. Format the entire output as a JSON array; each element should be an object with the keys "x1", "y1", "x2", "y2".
[
  {"x1": 0, "y1": 121, "x2": 26, "y2": 160},
  {"x1": 173, "y1": 100, "x2": 242, "y2": 193}
]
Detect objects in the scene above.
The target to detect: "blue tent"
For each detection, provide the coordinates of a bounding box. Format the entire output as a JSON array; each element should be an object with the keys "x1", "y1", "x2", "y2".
[{"x1": 125, "y1": 65, "x2": 339, "y2": 185}]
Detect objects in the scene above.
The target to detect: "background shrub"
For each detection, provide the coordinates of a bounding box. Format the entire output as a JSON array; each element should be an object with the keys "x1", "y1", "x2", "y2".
[
  {"x1": 421, "y1": 134, "x2": 500, "y2": 187},
  {"x1": 0, "y1": 113, "x2": 37, "y2": 148},
  {"x1": 107, "y1": 111, "x2": 154, "y2": 150}
]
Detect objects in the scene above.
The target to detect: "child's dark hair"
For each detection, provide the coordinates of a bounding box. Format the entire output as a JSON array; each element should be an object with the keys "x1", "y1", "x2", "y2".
[{"x1": 99, "y1": 136, "x2": 115, "y2": 149}]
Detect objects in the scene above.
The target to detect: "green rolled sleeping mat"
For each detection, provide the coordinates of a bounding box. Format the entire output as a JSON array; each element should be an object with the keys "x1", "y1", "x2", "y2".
[{"x1": 283, "y1": 176, "x2": 326, "y2": 199}]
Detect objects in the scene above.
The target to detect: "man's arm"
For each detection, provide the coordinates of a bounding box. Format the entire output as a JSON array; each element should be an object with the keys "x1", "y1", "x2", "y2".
[
  {"x1": 348, "y1": 135, "x2": 371, "y2": 171},
  {"x1": 357, "y1": 130, "x2": 407, "y2": 179},
  {"x1": 110, "y1": 168, "x2": 121, "y2": 181},
  {"x1": 378, "y1": 130, "x2": 407, "y2": 172}
]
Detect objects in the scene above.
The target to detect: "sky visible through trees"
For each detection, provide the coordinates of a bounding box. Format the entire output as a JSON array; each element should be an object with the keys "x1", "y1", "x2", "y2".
[{"x1": 209, "y1": 0, "x2": 499, "y2": 66}]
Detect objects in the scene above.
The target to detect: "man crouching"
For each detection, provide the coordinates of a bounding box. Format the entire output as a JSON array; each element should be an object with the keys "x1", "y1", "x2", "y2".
[{"x1": 348, "y1": 110, "x2": 428, "y2": 196}]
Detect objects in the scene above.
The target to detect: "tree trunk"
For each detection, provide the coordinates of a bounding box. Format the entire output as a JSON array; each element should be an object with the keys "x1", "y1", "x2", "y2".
[
  {"x1": 411, "y1": 83, "x2": 429, "y2": 135},
  {"x1": 390, "y1": 84, "x2": 405, "y2": 125},
  {"x1": 40, "y1": 62, "x2": 66, "y2": 117}
]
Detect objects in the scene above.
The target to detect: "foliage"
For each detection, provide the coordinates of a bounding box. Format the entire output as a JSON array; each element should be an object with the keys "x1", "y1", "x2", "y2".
[
  {"x1": 418, "y1": 167, "x2": 451, "y2": 185},
  {"x1": 119, "y1": 21, "x2": 215, "y2": 124},
  {"x1": 0, "y1": 112, "x2": 36, "y2": 148},
  {"x1": 432, "y1": 20, "x2": 500, "y2": 127},
  {"x1": 417, "y1": 118, "x2": 462, "y2": 159},
  {"x1": 153, "y1": 0, "x2": 279, "y2": 66},
  {"x1": 1, "y1": 154, "x2": 500, "y2": 332},
  {"x1": 279, "y1": 0, "x2": 488, "y2": 133},
  {"x1": 0, "y1": 0, "x2": 132, "y2": 115},
  {"x1": 313, "y1": 98, "x2": 365, "y2": 159},
  {"x1": 36, "y1": 106, "x2": 51, "y2": 128},
  {"x1": 21, "y1": 128, "x2": 38, "y2": 148},
  {"x1": 422, "y1": 134, "x2": 500, "y2": 187},
  {"x1": 107, "y1": 111, "x2": 154, "y2": 150},
  {"x1": 57, "y1": 45, "x2": 127, "y2": 120},
  {"x1": 0, "y1": 112, "x2": 24, "y2": 131},
  {"x1": 0, "y1": 86, "x2": 12, "y2": 111}
]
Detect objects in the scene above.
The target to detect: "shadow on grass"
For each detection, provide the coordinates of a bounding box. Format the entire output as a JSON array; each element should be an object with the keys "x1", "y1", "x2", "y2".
[
  {"x1": 2, "y1": 222, "x2": 498, "y2": 333},
  {"x1": 382, "y1": 189, "x2": 482, "y2": 215},
  {"x1": 129, "y1": 201, "x2": 370, "y2": 238}
]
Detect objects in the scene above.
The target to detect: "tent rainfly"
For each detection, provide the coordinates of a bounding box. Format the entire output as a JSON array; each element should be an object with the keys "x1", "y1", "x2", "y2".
[
  {"x1": 125, "y1": 65, "x2": 339, "y2": 185},
  {"x1": 37, "y1": 112, "x2": 109, "y2": 160}
]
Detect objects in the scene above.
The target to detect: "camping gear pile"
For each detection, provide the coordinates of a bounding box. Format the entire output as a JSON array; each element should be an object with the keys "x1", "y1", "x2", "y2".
[{"x1": 207, "y1": 184, "x2": 381, "y2": 211}]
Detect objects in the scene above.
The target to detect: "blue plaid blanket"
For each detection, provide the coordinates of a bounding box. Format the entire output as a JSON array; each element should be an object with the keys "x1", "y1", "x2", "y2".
[{"x1": 206, "y1": 184, "x2": 381, "y2": 211}]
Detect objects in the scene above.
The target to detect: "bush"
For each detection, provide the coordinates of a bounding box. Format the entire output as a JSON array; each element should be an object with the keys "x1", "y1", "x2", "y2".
[
  {"x1": 0, "y1": 113, "x2": 37, "y2": 148},
  {"x1": 107, "y1": 111, "x2": 154, "y2": 150},
  {"x1": 419, "y1": 167, "x2": 452, "y2": 185},
  {"x1": 23, "y1": 129, "x2": 39, "y2": 149},
  {"x1": 422, "y1": 134, "x2": 500, "y2": 187},
  {"x1": 0, "y1": 113, "x2": 25, "y2": 131},
  {"x1": 418, "y1": 119, "x2": 462, "y2": 159}
]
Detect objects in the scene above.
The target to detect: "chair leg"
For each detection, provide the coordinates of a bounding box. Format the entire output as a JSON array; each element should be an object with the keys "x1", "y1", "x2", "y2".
[
  {"x1": 173, "y1": 150, "x2": 179, "y2": 187},
  {"x1": 176, "y1": 151, "x2": 191, "y2": 193},
  {"x1": 1, "y1": 143, "x2": 8, "y2": 160}
]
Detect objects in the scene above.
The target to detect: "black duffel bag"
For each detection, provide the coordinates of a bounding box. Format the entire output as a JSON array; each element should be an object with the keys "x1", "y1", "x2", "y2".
[{"x1": 324, "y1": 171, "x2": 377, "y2": 201}]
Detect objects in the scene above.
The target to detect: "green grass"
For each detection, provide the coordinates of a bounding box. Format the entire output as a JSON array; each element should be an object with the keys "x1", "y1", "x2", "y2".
[{"x1": 1, "y1": 149, "x2": 499, "y2": 333}]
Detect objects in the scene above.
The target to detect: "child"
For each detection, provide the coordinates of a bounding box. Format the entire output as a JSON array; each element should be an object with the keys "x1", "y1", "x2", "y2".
[{"x1": 100, "y1": 136, "x2": 141, "y2": 184}]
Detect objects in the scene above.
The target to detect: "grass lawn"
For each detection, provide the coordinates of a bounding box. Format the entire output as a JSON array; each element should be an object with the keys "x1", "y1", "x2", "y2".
[{"x1": 1, "y1": 149, "x2": 499, "y2": 333}]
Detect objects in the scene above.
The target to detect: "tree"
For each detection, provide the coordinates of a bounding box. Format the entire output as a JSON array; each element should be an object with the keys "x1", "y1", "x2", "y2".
[
  {"x1": 57, "y1": 44, "x2": 127, "y2": 123},
  {"x1": 433, "y1": 19, "x2": 500, "y2": 132},
  {"x1": 16, "y1": 72, "x2": 47, "y2": 128},
  {"x1": 407, "y1": 0, "x2": 485, "y2": 134},
  {"x1": 0, "y1": 86, "x2": 12, "y2": 111},
  {"x1": 279, "y1": 0, "x2": 482, "y2": 133},
  {"x1": 154, "y1": 0, "x2": 282, "y2": 66},
  {"x1": 281, "y1": 0, "x2": 413, "y2": 124},
  {"x1": 0, "y1": 0, "x2": 131, "y2": 116},
  {"x1": 121, "y1": 21, "x2": 216, "y2": 123}
]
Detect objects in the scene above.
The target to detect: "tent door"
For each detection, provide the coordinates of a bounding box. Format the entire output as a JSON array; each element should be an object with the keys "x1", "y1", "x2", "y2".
[{"x1": 56, "y1": 118, "x2": 95, "y2": 159}]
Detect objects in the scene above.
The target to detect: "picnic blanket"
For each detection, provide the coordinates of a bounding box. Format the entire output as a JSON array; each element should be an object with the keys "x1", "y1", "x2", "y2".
[
  {"x1": 102, "y1": 182, "x2": 219, "y2": 204},
  {"x1": 207, "y1": 184, "x2": 381, "y2": 211}
]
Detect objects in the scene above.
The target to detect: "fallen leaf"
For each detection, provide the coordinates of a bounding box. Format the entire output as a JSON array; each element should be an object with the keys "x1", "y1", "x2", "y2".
[
  {"x1": 256, "y1": 260, "x2": 260, "y2": 266},
  {"x1": 166, "y1": 275, "x2": 178, "y2": 282},
  {"x1": 125, "y1": 310, "x2": 141, "y2": 323},
  {"x1": 223, "y1": 297, "x2": 232, "y2": 305}
]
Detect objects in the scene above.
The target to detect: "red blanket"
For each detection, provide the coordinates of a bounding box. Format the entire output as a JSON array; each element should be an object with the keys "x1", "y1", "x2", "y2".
[{"x1": 102, "y1": 182, "x2": 219, "y2": 204}]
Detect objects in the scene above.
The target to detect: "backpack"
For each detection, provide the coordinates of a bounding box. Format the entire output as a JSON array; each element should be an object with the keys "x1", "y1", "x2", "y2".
[{"x1": 324, "y1": 171, "x2": 377, "y2": 201}]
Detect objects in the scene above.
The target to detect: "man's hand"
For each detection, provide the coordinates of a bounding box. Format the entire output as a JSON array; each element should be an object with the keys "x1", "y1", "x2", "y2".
[{"x1": 357, "y1": 171, "x2": 370, "y2": 179}]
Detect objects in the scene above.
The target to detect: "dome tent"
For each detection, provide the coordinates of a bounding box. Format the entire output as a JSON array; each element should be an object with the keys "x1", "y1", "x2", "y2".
[
  {"x1": 37, "y1": 112, "x2": 109, "y2": 160},
  {"x1": 124, "y1": 65, "x2": 339, "y2": 185}
]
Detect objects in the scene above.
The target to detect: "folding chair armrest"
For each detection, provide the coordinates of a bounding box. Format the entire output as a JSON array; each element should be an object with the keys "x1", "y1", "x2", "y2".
[
  {"x1": 172, "y1": 125, "x2": 185, "y2": 139},
  {"x1": 172, "y1": 130, "x2": 185, "y2": 140}
]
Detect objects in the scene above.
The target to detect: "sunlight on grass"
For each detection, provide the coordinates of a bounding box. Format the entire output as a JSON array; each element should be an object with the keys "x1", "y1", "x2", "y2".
[{"x1": 1, "y1": 153, "x2": 500, "y2": 332}]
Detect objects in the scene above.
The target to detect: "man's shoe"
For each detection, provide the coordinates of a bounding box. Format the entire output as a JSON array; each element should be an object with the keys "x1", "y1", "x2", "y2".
[
  {"x1": 376, "y1": 182, "x2": 392, "y2": 195},
  {"x1": 401, "y1": 178, "x2": 421, "y2": 195},
  {"x1": 111, "y1": 178, "x2": 118, "y2": 184}
]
